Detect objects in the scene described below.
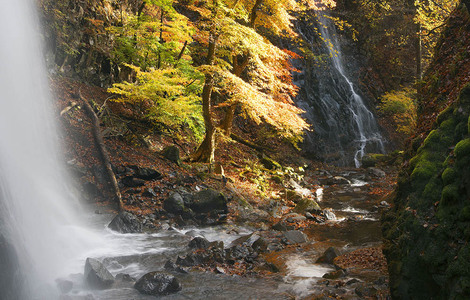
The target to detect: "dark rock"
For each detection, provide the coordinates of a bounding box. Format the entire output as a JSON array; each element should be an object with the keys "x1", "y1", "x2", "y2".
[
  {"x1": 272, "y1": 221, "x2": 293, "y2": 231},
  {"x1": 132, "y1": 166, "x2": 163, "y2": 180},
  {"x1": 188, "y1": 237, "x2": 211, "y2": 250},
  {"x1": 316, "y1": 247, "x2": 341, "y2": 264},
  {"x1": 190, "y1": 189, "x2": 227, "y2": 214},
  {"x1": 283, "y1": 230, "x2": 308, "y2": 244},
  {"x1": 84, "y1": 258, "x2": 114, "y2": 289},
  {"x1": 320, "y1": 176, "x2": 350, "y2": 185},
  {"x1": 134, "y1": 272, "x2": 181, "y2": 296},
  {"x1": 56, "y1": 278, "x2": 73, "y2": 293},
  {"x1": 142, "y1": 188, "x2": 157, "y2": 197},
  {"x1": 162, "y1": 145, "x2": 181, "y2": 165},
  {"x1": 367, "y1": 167, "x2": 386, "y2": 178},
  {"x1": 252, "y1": 237, "x2": 268, "y2": 252},
  {"x1": 322, "y1": 269, "x2": 346, "y2": 279},
  {"x1": 163, "y1": 193, "x2": 185, "y2": 214},
  {"x1": 121, "y1": 176, "x2": 146, "y2": 187},
  {"x1": 164, "y1": 260, "x2": 188, "y2": 274},
  {"x1": 176, "y1": 254, "x2": 199, "y2": 267},
  {"x1": 355, "y1": 284, "x2": 378, "y2": 298},
  {"x1": 108, "y1": 211, "x2": 143, "y2": 233}
]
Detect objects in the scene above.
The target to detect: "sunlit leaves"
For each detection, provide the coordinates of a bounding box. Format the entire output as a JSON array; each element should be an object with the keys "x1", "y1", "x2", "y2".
[{"x1": 109, "y1": 65, "x2": 205, "y2": 140}]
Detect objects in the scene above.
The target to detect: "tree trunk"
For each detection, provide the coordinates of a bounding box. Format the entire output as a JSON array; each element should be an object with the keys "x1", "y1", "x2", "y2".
[
  {"x1": 81, "y1": 92, "x2": 124, "y2": 211},
  {"x1": 221, "y1": 104, "x2": 236, "y2": 135},
  {"x1": 191, "y1": 33, "x2": 218, "y2": 162}
]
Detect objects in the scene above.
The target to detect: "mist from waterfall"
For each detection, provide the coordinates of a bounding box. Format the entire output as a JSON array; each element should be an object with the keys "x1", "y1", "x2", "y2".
[
  {"x1": 295, "y1": 10, "x2": 385, "y2": 166},
  {"x1": 0, "y1": 0, "x2": 103, "y2": 298}
]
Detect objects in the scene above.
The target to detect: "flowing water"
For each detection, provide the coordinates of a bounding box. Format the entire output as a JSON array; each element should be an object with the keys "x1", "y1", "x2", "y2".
[
  {"x1": 296, "y1": 10, "x2": 385, "y2": 167},
  {"x1": 0, "y1": 1, "x2": 386, "y2": 299}
]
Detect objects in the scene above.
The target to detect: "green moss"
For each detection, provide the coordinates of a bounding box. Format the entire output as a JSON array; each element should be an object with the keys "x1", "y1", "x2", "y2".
[
  {"x1": 411, "y1": 158, "x2": 439, "y2": 190},
  {"x1": 454, "y1": 138, "x2": 470, "y2": 159},
  {"x1": 422, "y1": 178, "x2": 442, "y2": 204},
  {"x1": 437, "y1": 105, "x2": 454, "y2": 125},
  {"x1": 442, "y1": 167, "x2": 457, "y2": 185},
  {"x1": 441, "y1": 184, "x2": 460, "y2": 205}
]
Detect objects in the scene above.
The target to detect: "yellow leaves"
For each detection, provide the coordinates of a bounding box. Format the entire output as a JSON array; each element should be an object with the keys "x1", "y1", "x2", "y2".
[
  {"x1": 199, "y1": 66, "x2": 309, "y2": 137},
  {"x1": 108, "y1": 65, "x2": 205, "y2": 140},
  {"x1": 379, "y1": 87, "x2": 417, "y2": 135}
]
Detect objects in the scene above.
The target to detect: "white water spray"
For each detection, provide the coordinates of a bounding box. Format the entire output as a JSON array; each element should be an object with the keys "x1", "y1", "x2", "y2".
[
  {"x1": 317, "y1": 14, "x2": 385, "y2": 167},
  {"x1": 0, "y1": 1, "x2": 103, "y2": 298}
]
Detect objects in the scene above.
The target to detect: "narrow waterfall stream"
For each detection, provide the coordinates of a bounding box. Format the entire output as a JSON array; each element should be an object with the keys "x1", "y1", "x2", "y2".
[
  {"x1": 296, "y1": 10, "x2": 385, "y2": 166},
  {"x1": 0, "y1": 1, "x2": 389, "y2": 299}
]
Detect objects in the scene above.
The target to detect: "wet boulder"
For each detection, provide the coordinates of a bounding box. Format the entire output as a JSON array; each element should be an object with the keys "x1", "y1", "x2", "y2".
[
  {"x1": 188, "y1": 236, "x2": 211, "y2": 250},
  {"x1": 134, "y1": 272, "x2": 181, "y2": 296},
  {"x1": 84, "y1": 258, "x2": 114, "y2": 289},
  {"x1": 108, "y1": 211, "x2": 143, "y2": 233},
  {"x1": 282, "y1": 230, "x2": 308, "y2": 244},
  {"x1": 163, "y1": 192, "x2": 185, "y2": 215},
  {"x1": 190, "y1": 189, "x2": 227, "y2": 214},
  {"x1": 316, "y1": 247, "x2": 341, "y2": 264}
]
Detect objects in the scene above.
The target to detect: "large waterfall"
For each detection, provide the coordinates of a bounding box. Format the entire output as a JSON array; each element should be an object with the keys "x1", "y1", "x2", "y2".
[
  {"x1": 296, "y1": 11, "x2": 385, "y2": 166},
  {"x1": 0, "y1": 1, "x2": 101, "y2": 298}
]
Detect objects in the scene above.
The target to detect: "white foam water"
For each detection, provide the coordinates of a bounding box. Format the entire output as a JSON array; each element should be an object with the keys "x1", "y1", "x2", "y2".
[{"x1": 0, "y1": 1, "x2": 104, "y2": 298}]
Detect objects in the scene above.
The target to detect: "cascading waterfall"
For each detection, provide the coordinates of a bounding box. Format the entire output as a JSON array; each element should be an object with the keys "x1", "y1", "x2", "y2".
[
  {"x1": 295, "y1": 10, "x2": 385, "y2": 167},
  {"x1": 0, "y1": 1, "x2": 102, "y2": 298}
]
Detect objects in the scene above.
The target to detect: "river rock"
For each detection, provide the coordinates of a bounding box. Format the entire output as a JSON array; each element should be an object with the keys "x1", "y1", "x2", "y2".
[
  {"x1": 164, "y1": 260, "x2": 188, "y2": 274},
  {"x1": 283, "y1": 230, "x2": 308, "y2": 244},
  {"x1": 162, "y1": 145, "x2": 181, "y2": 165},
  {"x1": 293, "y1": 198, "x2": 321, "y2": 214},
  {"x1": 316, "y1": 247, "x2": 341, "y2": 264},
  {"x1": 367, "y1": 167, "x2": 386, "y2": 178},
  {"x1": 108, "y1": 211, "x2": 143, "y2": 233},
  {"x1": 163, "y1": 192, "x2": 185, "y2": 214},
  {"x1": 322, "y1": 269, "x2": 346, "y2": 279},
  {"x1": 84, "y1": 258, "x2": 114, "y2": 289},
  {"x1": 190, "y1": 189, "x2": 227, "y2": 214},
  {"x1": 188, "y1": 236, "x2": 211, "y2": 250},
  {"x1": 134, "y1": 272, "x2": 181, "y2": 296}
]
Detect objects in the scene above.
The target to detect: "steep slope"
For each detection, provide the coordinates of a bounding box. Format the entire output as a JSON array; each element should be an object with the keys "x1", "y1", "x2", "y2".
[{"x1": 383, "y1": 1, "x2": 470, "y2": 298}]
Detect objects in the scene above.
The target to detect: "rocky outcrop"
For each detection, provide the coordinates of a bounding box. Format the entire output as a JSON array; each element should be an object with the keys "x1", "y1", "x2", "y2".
[
  {"x1": 108, "y1": 211, "x2": 142, "y2": 233},
  {"x1": 84, "y1": 258, "x2": 114, "y2": 289},
  {"x1": 134, "y1": 272, "x2": 181, "y2": 296},
  {"x1": 383, "y1": 4, "x2": 470, "y2": 298}
]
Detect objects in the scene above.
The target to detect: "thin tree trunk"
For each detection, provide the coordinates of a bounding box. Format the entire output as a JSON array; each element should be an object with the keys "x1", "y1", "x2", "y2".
[
  {"x1": 174, "y1": 40, "x2": 188, "y2": 67},
  {"x1": 80, "y1": 91, "x2": 124, "y2": 211},
  {"x1": 157, "y1": 10, "x2": 164, "y2": 69},
  {"x1": 191, "y1": 33, "x2": 218, "y2": 163}
]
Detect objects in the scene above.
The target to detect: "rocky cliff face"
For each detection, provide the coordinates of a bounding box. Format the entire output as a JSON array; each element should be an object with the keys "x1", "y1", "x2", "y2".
[
  {"x1": 40, "y1": 0, "x2": 139, "y2": 86},
  {"x1": 382, "y1": 2, "x2": 470, "y2": 298}
]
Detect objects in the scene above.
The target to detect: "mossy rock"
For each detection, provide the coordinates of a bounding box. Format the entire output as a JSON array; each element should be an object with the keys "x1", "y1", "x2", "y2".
[
  {"x1": 454, "y1": 138, "x2": 470, "y2": 159},
  {"x1": 162, "y1": 145, "x2": 181, "y2": 165},
  {"x1": 293, "y1": 198, "x2": 321, "y2": 214},
  {"x1": 441, "y1": 184, "x2": 460, "y2": 205},
  {"x1": 442, "y1": 167, "x2": 457, "y2": 185}
]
